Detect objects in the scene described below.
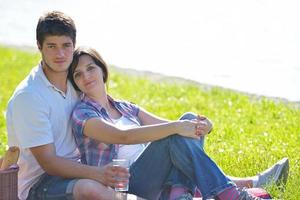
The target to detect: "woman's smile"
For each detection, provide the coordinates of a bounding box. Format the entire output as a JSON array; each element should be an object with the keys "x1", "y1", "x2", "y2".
[{"x1": 84, "y1": 80, "x2": 96, "y2": 89}]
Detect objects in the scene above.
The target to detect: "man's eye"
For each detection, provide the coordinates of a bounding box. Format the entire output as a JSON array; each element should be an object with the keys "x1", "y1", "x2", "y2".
[{"x1": 64, "y1": 43, "x2": 73, "y2": 48}]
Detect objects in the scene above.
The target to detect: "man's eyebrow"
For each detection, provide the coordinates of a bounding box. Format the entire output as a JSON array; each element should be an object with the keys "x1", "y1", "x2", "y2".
[{"x1": 45, "y1": 42, "x2": 56, "y2": 45}]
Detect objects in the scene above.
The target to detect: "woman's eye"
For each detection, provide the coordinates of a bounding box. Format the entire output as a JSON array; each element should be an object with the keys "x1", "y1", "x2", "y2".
[
  {"x1": 87, "y1": 66, "x2": 95, "y2": 71},
  {"x1": 74, "y1": 72, "x2": 81, "y2": 79}
]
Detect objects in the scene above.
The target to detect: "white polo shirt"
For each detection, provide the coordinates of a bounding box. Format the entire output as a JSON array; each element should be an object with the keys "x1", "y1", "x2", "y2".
[{"x1": 6, "y1": 63, "x2": 80, "y2": 200}]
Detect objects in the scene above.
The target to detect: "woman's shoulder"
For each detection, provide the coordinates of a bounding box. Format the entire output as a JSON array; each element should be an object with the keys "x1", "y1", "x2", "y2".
[
  {"x1": 111, "y1": 98, "x2": 139, "y2": 116},
  {"x1": 74, "y1": 100, "x2": 91, "y2": 109},
  {"x1": 111, "y1": 98, "x2": 137, "y2": 108},
  {"x1": 108, "y1": 95, "x2": 136, "y2": 106},
  {"x1": 72, "y1": 99, "x2": 99, "y2": 117}
]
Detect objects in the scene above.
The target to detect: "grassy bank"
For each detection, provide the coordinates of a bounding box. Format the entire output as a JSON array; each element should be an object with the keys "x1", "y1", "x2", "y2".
[{"x1": 0, "y1": 45, "x2": 299, "y2": 199}]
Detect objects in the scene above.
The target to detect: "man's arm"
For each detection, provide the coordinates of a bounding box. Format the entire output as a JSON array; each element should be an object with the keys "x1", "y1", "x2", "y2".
[
  {"x1": 30, "y1": 143, "x2": 129, "y2": 188},
  {"x1": 10, "y1": 92, "x2": 128, "y2": 187}
]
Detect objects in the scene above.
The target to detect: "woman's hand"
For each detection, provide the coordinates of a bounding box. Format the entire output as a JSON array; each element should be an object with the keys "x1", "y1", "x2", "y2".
[
  {"x1": 176, "y1": 115, "x2": 213, "y2": 138},
  {"x1": 195, "y1": 114, "x2": 213, "y2": 136},
  {"x1": 176, "y1": 120, "x2": 202, "y2": 139}
]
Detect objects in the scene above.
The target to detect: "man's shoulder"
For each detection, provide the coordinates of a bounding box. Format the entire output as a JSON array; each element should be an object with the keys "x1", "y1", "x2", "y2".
[{"x1": 8, "y1": 66, "x2": 44, "y2": 103}]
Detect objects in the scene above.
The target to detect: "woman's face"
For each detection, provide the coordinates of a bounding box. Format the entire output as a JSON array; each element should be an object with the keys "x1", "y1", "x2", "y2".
[{"x1": 72, "y1": 54, "x2": 105, "y2": 95}]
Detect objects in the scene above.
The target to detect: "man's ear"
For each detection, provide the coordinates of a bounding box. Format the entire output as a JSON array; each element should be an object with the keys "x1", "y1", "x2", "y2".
[{"x1": 37, "y1": 41, "x2": 42, "y2": 51}]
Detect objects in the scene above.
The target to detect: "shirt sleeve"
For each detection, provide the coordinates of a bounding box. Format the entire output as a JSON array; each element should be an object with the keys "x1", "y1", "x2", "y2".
[
  {"x1": 71, "y1": 103, "x2": 99, "y2": 147},
  {"x1": 129, "y1": 101, "x2": 140, "y2": 117},
  {"x1": 11, "y1": 92, "x2": 54, "y2": 149},
  {"x1": 122, "y1": 101, "x2": 140, "y2": 117}
]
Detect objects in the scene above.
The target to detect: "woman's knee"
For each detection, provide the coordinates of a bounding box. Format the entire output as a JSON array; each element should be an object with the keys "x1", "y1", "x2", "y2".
[
  {"x1": 179, "y1": 112, "x2": 197, "y2": 120},
  {"x1": 169, "y1": 134, "x2": 205, "y2": 153},
  {"x1": 178, "y1": 112, "x2": 205, "y2": 148},
  {"x1": 73, "y1": 179, "x2": 115, "y2": 200}
]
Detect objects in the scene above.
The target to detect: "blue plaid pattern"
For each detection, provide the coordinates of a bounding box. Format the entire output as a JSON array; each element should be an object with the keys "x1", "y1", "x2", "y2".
[{"x1": 71, "y1": 95, "x2": 141, "y2": 166}]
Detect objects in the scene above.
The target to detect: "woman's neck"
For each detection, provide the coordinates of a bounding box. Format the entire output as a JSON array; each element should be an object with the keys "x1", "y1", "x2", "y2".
[
  {"x1": 88, "y1": 93, "x2": 121, "y2": 119},
  {"x1": 89, "y1": 92, "x2": 111, "y2": 111}
]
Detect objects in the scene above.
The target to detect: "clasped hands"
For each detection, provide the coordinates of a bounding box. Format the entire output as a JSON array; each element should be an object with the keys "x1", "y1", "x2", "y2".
[
  {"x1": 194, "y1": 114, "x2": 213, "y2": 136},
  {"x1": 179, "y1": 114, "x2": 213, "y2": 139}
]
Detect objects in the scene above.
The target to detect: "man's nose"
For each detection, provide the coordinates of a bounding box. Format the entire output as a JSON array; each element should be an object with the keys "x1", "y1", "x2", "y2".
[{"x1": 56, "y1": 48, "x2": 65, "y2": 57}]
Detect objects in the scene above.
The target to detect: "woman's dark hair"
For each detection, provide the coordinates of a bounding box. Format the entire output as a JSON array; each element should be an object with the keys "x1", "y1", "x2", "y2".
[
  {"x1": 36, "y1": 11, "x2": 76, "y2": 47},
  {"x1": 68, "y1": 46, "x2": 109, "y2": 91}
]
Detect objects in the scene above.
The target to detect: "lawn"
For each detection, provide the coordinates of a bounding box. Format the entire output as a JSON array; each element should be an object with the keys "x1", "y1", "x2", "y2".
[{"x1": 0, "y1": 45, "x2": 299, "y2": 199}]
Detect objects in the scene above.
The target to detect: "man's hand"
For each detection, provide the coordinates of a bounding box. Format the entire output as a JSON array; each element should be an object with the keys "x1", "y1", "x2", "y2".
[{"x1": 97, "y1": 164, "x2": 130, "y2": 188}]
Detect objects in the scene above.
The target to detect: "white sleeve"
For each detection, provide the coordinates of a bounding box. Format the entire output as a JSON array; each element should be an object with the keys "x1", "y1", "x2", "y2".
[{"x1": 11, "y1": 92, "x2": 54, "y2": 148}]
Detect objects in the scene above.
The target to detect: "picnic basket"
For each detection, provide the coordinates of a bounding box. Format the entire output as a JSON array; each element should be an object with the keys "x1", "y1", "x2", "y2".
[{"x1": 0, "y1": 166, "x2": 19, "y2": 200}]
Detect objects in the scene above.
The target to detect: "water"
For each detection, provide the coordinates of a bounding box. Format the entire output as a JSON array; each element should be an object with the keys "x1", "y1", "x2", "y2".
[
  {"x1": 112, "y1": 159, "x2": 129, "y2": 192},
  {"x1": 0, "y1": 0, "x2": 299, "y2": 102}
]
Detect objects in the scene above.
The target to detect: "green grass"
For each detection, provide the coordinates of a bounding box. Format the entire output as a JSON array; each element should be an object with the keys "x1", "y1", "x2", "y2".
[
  {"x1": 1, "y1": 45, "x2": 300, "y2": 199},
  {"x1": 0, "y1": 46, "x2": 40, "y2": 155}
]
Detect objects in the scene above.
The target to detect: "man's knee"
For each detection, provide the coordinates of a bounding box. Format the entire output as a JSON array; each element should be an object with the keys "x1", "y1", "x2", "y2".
[{"x1": 73, "y1": 179, "x2": 115, "y2": 200}]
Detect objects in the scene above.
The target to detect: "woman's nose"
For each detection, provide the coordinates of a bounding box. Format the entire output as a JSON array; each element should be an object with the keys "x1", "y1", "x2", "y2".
[{"x1": 82, "y1": 72, "x2": 90, "y2": 80}]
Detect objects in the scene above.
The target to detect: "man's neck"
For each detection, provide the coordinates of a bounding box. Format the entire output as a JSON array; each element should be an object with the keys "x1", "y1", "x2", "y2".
[{"x1": 42, "y1": 63, "x2": 68, "y2": 93}]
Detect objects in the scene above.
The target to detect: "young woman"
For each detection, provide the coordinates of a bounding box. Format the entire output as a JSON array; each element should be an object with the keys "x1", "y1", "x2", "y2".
[{"x1": 68, "y1": 46, "x2": 288, "y2": 200}]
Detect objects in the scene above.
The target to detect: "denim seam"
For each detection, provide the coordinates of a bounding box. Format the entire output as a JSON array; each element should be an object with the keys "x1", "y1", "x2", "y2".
[
  {"x1": 66, "y1": 179, "x2": 79, "y2": 200},
  {"x1": 202, "y1": 182, "x2": 235, "y2": 199}
]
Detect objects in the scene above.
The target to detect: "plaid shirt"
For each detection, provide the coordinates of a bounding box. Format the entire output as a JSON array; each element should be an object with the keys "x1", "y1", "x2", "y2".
[{"x1": 71, "y1": 95, "x2": 141, "y2": 166}]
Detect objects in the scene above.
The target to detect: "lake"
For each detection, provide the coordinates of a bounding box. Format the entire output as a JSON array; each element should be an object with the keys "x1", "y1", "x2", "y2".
[{"x1": 0, "y1": 0, "x2": 299, "y2": 102}]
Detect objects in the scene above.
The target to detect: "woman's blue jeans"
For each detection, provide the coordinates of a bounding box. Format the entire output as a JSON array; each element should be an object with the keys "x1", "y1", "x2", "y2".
[{"x1": 128, "y1": 112, "x2": 234, "y2": 200}]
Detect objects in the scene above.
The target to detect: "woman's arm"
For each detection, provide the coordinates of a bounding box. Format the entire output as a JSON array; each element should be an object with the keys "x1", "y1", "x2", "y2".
[
  {"x1": 137, "y1": 107, "x2": 170, "y2": 125},
  {"x1": 84, "y1": 116, "x2": 199, "y2": 145},
  {"x1": 138, "y1": 107, "x2": 213, "y2": 135}
]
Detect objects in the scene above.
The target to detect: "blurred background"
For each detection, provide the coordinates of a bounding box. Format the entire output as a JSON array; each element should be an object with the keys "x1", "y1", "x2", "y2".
[{"x1": 0, "y1": 0, "x2": 299, "y2": 102}]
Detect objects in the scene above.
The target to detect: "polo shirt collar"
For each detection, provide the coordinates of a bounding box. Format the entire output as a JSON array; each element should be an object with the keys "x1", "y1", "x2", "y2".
[{"x1": 36, "y1": 62, "x2": 68, "y2": 98}]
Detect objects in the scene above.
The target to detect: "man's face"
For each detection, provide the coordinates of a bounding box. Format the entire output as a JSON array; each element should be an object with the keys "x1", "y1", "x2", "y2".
[{"x1": 38, "y1": 35, "x2": 74, "y2": 73}]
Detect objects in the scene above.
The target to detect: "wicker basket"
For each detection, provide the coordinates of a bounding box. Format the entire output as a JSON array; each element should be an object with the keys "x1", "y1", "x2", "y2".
[{"x1": 0, "y1": 166, "x2": 19, "y2": 200}]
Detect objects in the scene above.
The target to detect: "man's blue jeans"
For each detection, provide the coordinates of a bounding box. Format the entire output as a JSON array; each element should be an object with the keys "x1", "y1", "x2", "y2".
[{"x1": 128, "y1": 112, "x2": 234, "y2": 200}]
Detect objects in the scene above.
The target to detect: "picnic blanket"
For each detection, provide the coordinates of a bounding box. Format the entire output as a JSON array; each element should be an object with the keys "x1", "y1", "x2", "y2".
[{"x1": 193, "y1": 187, "x2": 272, "y2": 199}]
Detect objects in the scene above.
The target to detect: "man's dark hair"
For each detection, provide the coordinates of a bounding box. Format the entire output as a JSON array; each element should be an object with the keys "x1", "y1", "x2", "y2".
[{"x1": 36, "y1": 11, "x2": 76, "y2": 47}]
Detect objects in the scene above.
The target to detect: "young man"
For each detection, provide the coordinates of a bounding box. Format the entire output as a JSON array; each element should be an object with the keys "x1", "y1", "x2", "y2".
[{"x1": 6, "y1": 11, "x2": 128, "y2": 200}]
